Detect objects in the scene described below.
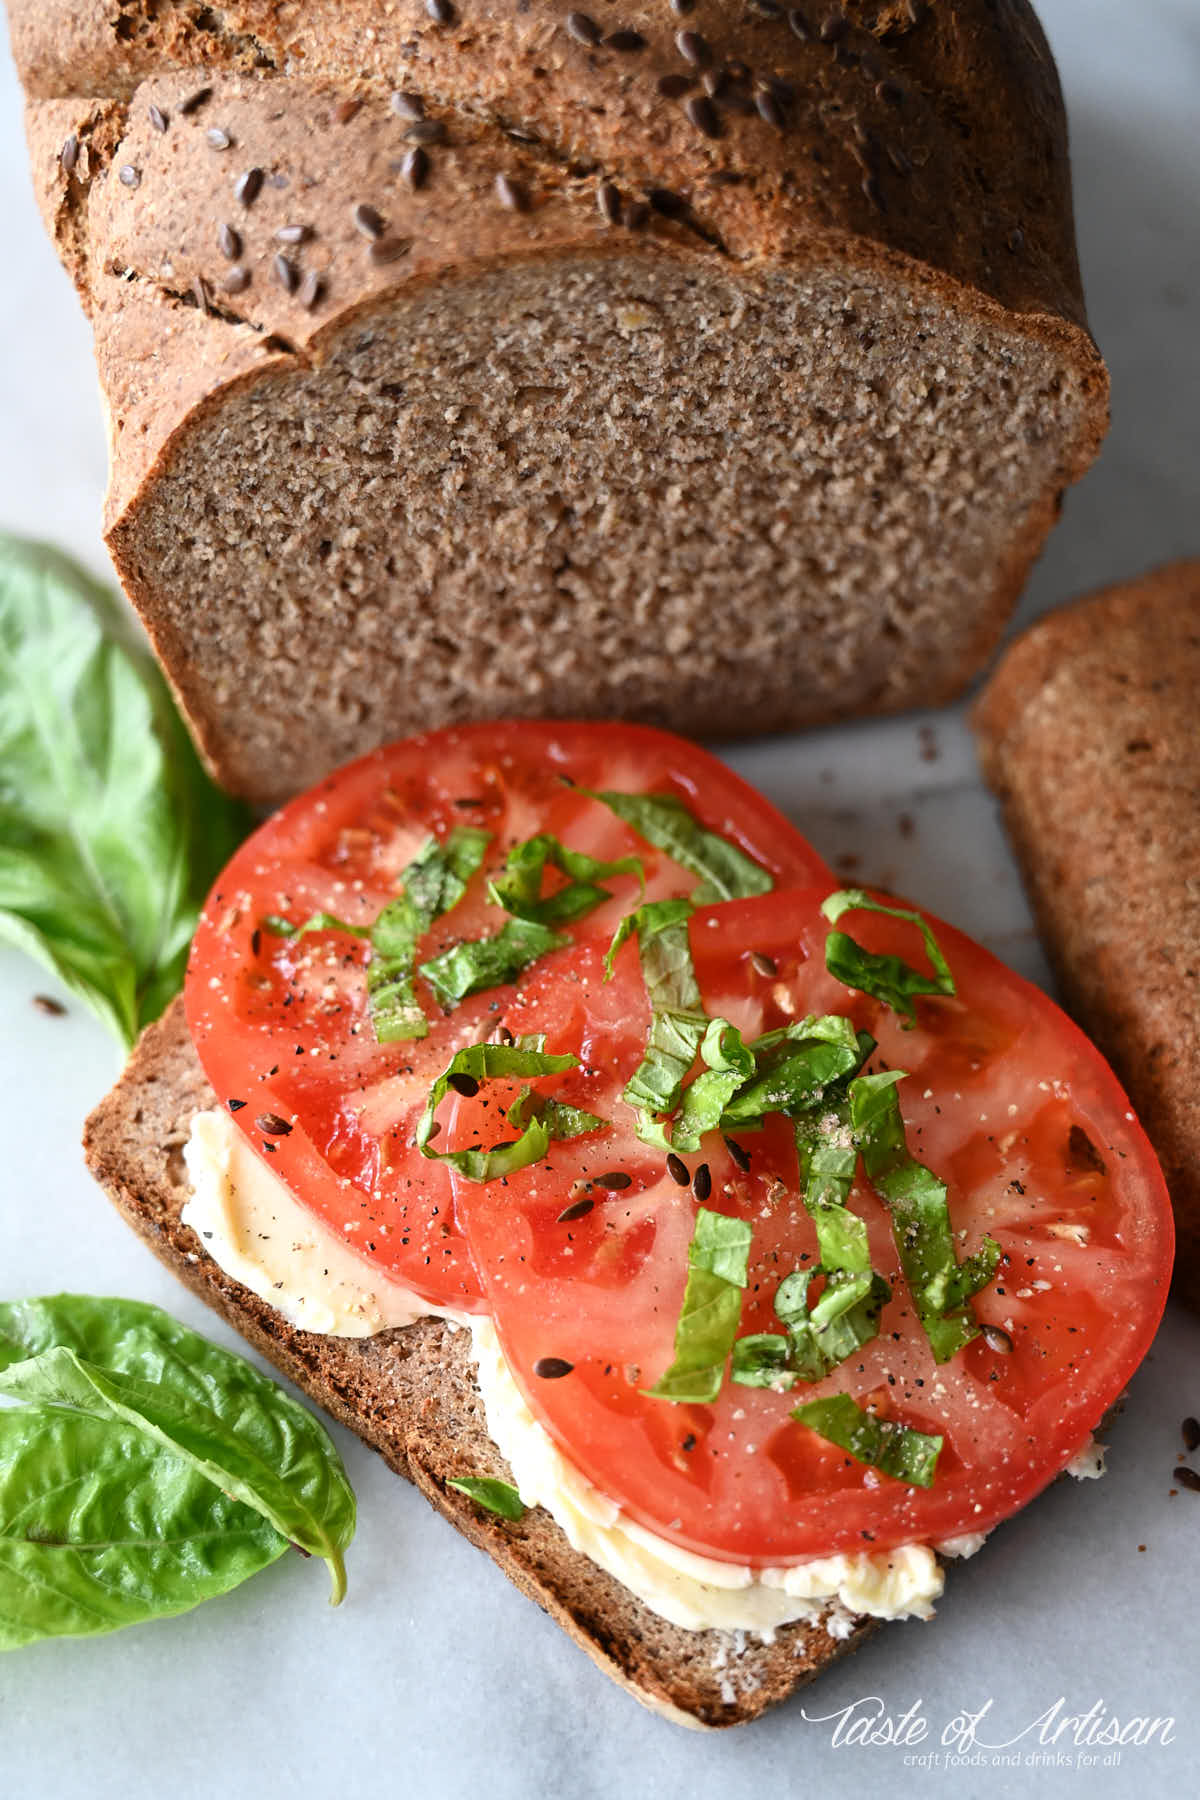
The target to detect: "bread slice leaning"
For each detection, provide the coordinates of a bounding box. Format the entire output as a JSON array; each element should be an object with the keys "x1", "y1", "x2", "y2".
[
  {"x1": 82, "y1": 997, "x2": 875, "y2": 1727},
  {"x1": 974, "y1": 560, "x2": 1200, "y2": 1315}
]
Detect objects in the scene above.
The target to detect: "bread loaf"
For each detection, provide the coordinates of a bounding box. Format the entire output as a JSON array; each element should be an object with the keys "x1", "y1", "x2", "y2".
[
  {"x1": 974, "y1": 561, "x2": 1200, "y2": 1314},
  {"x1": 83, "y1": 996, "x2": 875, "y2": 1727},
  {"x1": 11, "y1": 1, "x2": 1108, "y2": 805}
]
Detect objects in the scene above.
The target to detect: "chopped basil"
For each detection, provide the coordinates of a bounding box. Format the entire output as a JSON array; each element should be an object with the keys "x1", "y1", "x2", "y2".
[
  {"x1": 416, "y1": 1038, "x2": 600, "y2": 1183},
  {"x1": 262, "y1": 910, "x2": 368, "y2": 946},
  {"x1": 850, "y1": 1070, "x2": 1001, "y2": 1362},
  {"x1": 419, "y1": 917, "x2": 566, "y2": 1012},
  {"x1": 792, "y1": 1393, "x2": 943, "y2": 1488},
  {"x1": 581, "y1": 788, "x2": 772, "y2": 903},
  {"x1": 488, "y1": 833, "x2": 642, "y2": 926},
  {"x1": 445, "y1": 1476, "x2": 526, "y2": 1521},
  {"x1": 720, "y1": 1014, "x2": 872, "y2": 1127},
  {"x1": 670, "y1": 1020, "x2": 755, "y2": 1153},
  {"x1": 369, "y1": 828, "x2": 491, "y2": 1038},
  {"x1": 729, "y1": 1333, "x2": 794, "y2": 1389},
  {"x1": 778, "y1": 1264, "x2": 892, "y2": 1381},
  {"x1": 821, "y1": 889, "x2": 955, "y2": 1024},
  {"x1": 645, "y1": 1208, "x2": 753, "y2": 1405},
  {"x1": 604, "y1": 899, "x2": 708, "y2": 1148},
  {"x1": 262, "y1": 829, "x2": 491, "y2": 1041}
]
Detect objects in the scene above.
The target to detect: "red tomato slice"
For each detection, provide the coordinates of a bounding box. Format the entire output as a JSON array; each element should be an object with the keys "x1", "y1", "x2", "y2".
[
  {"x1": 446, "y1": 889, "x2": 1173, "y2": 1563},
  {"x1": 184, "y1": 722, "x2": 832, "y2": 1312}
]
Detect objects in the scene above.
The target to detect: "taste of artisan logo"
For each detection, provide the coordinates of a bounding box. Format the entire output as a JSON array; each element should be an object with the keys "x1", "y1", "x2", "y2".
[{"x1": 800, "y1": 1694, "x2": 1176, "y2": 1770}]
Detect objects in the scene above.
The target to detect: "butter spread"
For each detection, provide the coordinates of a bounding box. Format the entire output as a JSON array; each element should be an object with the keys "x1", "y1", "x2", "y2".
[
  {"x1": 183, "y1": 1106, "x2": 983, "y2": 1631},
  {"x1": 182, "y1": 1108, "x2": 463, "y2": 1336}
]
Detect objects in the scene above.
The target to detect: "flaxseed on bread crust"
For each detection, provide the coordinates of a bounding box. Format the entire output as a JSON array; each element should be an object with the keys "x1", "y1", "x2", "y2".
[
  {"x1": 974, "y1": 560, "x2": 1200, "y2": 1315},
  {"x1": 12, "y1": 0, "x2": 1108, "y2": 804},
  {"x1": 83, "y1": 996, "x2": 876, "y2": 1727}
]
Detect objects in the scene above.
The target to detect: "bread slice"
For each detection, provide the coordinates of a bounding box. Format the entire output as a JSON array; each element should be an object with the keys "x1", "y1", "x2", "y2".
[
  {"x1": 13, "y1": 0, "x2": 1108, "y2": 804},
  {"x1": 974, "y1": 560, "x2": 1200, "y2": 1314},
  {"x1": 83, "y1": 996, "x2": 876, "y2": 1726}
]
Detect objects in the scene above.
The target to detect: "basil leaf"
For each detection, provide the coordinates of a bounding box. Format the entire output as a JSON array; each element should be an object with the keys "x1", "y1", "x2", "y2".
[
  {"x1": 419, "y1": 917, "x2": 565, "y2": 1011},
  {"x1": 0, "y1": 1296, "x2": 355, "y2": 1601},
  {"x1": 821, "y1": 888, "x2": 956, "y2": 1024},
  {"x1": 581, "y1": 788, "x2": 772, "y2": 904},
  {"x1": 0, "y1": 1333, "x2": 355, "y2": 1604},
  {"x1": 730, "y1": 1333, "x2": 795, "y2": 1390},
  {"x1": 489, "y1": 833, "x2": 643, "y2": 926},
  {"x1": 792, "y1": 1393, "x2": 943, "y2": 1488},
  {"x1": 670, "y1": 1019, "x2": 756, "y2": 1153},
  {"x1": 645, "y1": 1208, "x2": 752, "y2": 1405},
  {"x1": 505, "y1": 1086, "x2": 607, "y2": 1143},
  {"x1": 850, "y1": 1071, "x2": 1001, "y2": 1362},
  {"x1": 416, "y1": 1038, "x2": 587, "y2": 1182},
  {"x1": 263, "y1": 911, "x2": 366, "y2": 940},
  {"x1": 0, "y1": 536, "x2": 250, "y2": 1046},
  {"x1": 721, "y1": 1015, "x2": 870, "y2": 1126},
  {"x1": 446, "y1": 1477, "x2": 526, "y2": 1521},
  {"x1": 605, "y1": 900, "x2": 709, "y2": 1145},
  {"x1": 369, "y1": 828, "x2": 491, "y2": 1039},
  {"x1": 0, "y1": 1406, "x2": 287, "y2": 1650}
]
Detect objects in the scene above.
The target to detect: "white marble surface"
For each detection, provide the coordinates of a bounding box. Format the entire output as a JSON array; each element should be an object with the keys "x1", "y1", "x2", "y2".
[{"x1": 1, "y1": 4, "x2": 1198, "y2": 1795}]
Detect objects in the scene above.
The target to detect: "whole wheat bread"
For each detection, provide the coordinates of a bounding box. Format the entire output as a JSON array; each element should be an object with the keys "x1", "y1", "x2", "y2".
[
  {"x1": 83, "y1": 996, "x2": 876, "y2": 1727},
  {"x1": 11, "y1": 0, "x2": 1107, "y2": 804},
  {"x1": 974, "y1": 560, "x2": 1200, "y2": 1315}
]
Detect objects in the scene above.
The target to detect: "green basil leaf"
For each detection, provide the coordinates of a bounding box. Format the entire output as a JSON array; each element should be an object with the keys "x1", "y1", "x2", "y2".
[
  {"x1": 369, "y1": 828, "x2": 491, "y2": 1039},
  {"x1": 792, "y1": 1393, "x2": 943, "y2": 1488},
  {"x1": 0, "y1": 536, "x2": 251, "y2": 1046},
  {"x1": 729, "y1": 1333, "x2": 796, "y2": 1390},
  {"x1": 0, "y1": 1295, "x2": 356, "y2": 1603},
  {"x1": 645, "y1": 1208, "x2": 752, "y2": 1405},
  {"x1": 505, "y1": 1086, "x2": 607, "y2": 1142},
  {"x1": 445, "y1": 1477, "x2": 526, "y2": 1521},
  {"x1": 670, "y1": 1019, "x2": 756, "y2": 1153},
  {"x1": 821, "y1": 888, "x2": 956, "y2": 1024},
  {"x1": 488, "y1": 833, "x2": 643, "y2": 926},
  {"x1": 416, "y1": 1038, "x2": 585, "y2": 1182},
  {"x1": 850, "y1": 1071, "x2": 1001, "y2": 1362},
  {"x1": 262, "y1": 911, "x2": 366, "y2": 940},
  {"x1": 0, "y1": 1406, "x2": 287, "y2": 1650},
  {"x1": 419, "y1": 917, "x2": 565, "y2": 1011},
  {"x1": 721, "y1": 1015, "x2": 869, "y2": 1126},
  {"x1": 580, "y1": 788, "x2": 772, "y2": 904},
  {"x1": 605, "y1": 900, "x2": 708, "y2": 1143}
]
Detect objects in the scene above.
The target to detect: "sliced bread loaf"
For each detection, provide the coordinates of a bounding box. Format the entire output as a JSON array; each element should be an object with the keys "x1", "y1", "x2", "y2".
[
  {"x1": 974, "y1": 560, "x2": 1200, "y2": 1314},
  {"x1": 12, "y1": 1, "x2": 1107, "y2": 804},
  {"x1": 83, "y1": 995, "x2": 876, "y2": 1727}
]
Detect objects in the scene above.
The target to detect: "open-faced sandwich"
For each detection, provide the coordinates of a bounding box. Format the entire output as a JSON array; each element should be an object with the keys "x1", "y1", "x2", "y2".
[{"x1": 84, "y1": 720, "x2": 1174, "y2": 1725}]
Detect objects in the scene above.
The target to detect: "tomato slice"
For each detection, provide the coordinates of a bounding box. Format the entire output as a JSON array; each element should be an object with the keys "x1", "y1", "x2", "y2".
[
  {"x1": 184, "y1": 722, "x2": 832, "y2": 1311},
  {"x1": 446, "y1": 889, "x2": 1173, "y2": 1563}
]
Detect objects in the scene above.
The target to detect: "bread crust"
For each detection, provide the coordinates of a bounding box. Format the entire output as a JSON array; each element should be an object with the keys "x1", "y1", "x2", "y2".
[
  {"x1": 82, "y1": 997, "x2": 878, "y2": 1726},
  {"x1": 974, "y1": 560, "x2": 1200, "y2": 1313},
  {"x1": 11, "y1": 1, "x2": 1109, "y2": 802}
]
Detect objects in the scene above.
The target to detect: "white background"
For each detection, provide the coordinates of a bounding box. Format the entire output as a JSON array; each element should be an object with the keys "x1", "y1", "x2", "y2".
[{"x1": 1, "y1": 3, "x2": 1198, "y2": 1795}]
